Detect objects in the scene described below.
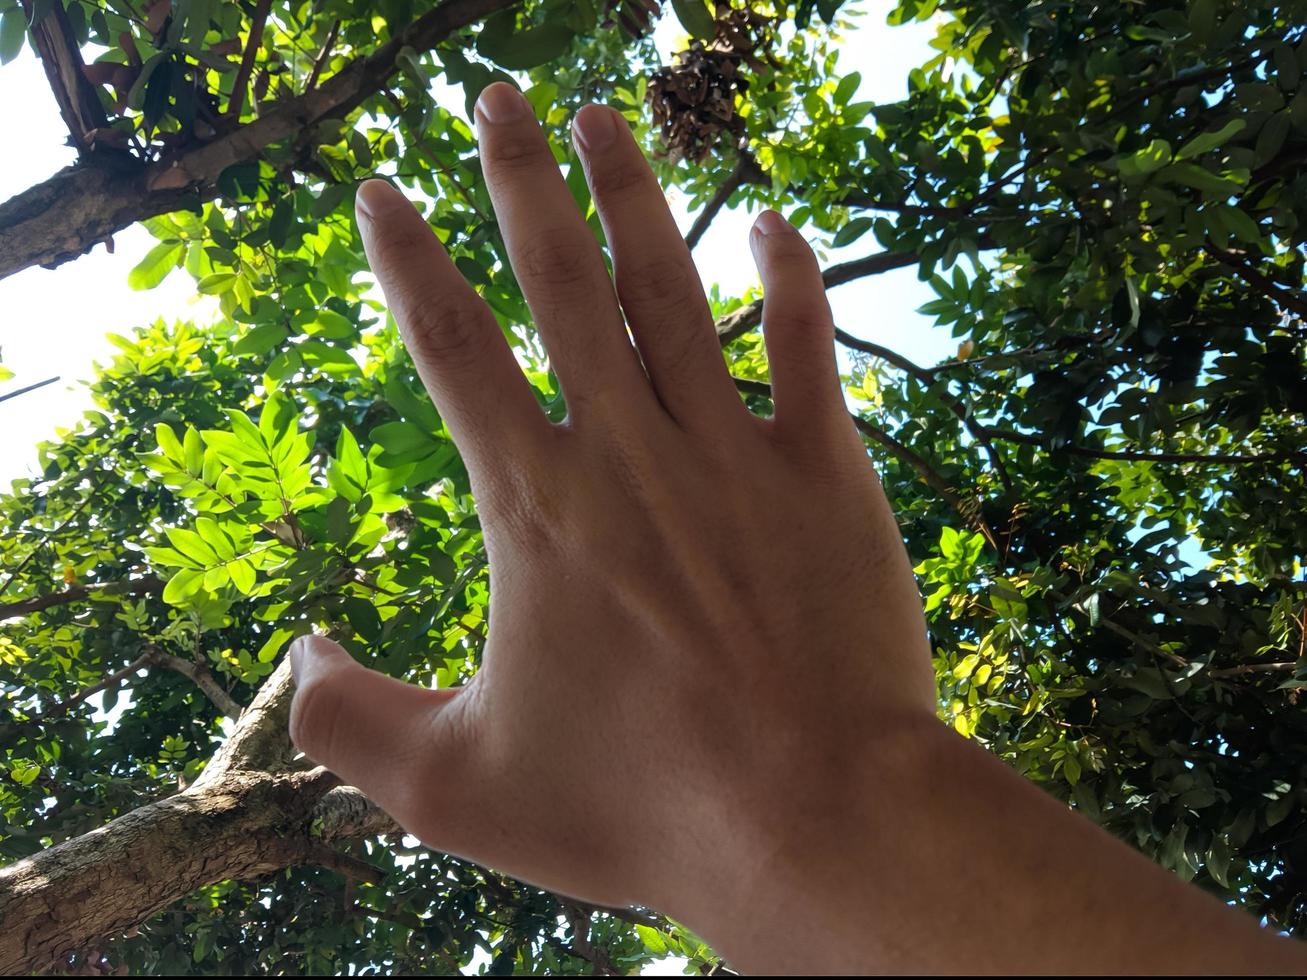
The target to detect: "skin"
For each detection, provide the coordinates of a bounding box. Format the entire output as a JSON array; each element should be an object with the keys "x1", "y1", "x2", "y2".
[{"x1": 287, "y1": 82, "x2": 1307, "y2": 974}]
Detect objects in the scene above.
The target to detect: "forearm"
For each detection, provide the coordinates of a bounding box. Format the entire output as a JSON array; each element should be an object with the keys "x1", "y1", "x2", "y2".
[{"x1": 675, "y1": 717, "x2": 1306, "y2": 975}]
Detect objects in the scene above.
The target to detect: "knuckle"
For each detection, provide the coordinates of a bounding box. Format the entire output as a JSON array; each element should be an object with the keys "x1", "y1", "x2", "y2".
[
  {"x1": 617, "y1": 255, "x2": 698, "y2": 314},
  {"x1": 515, "y1": 231, "x2": 597, "y2": 289},
  {"x1": 369, "y1": 221, "x2": 433, "y2": 271},
  {"x1": 402, "y1": 299, "x2": 492, "y2": 374},
  {"x1": 588, "y1": 160, "x2": 652, "y2": 201},
  {"x1": 485, "y1": 131, "x2": 548, "y2": 173},
  {"x1": 763, "y1": 305, "x2": 833, "y2": 338}
]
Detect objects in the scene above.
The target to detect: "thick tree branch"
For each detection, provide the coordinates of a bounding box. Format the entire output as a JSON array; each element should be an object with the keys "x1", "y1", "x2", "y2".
[
  {"x1": 0, "y1": 0, "x2": 520, "y2": 280},
  {"x1": 20, "y1": 0, "x2": 108, "y2": 154},
  {"x1": 0, "y1": 656, "x2": 383, "y2": 974},
  {"x1": 0, "y1": 764, "x2": 355, "y2": 974},
  {"x1": 0, "y1": 575, "x2": 163, "y2": 620},
  {"x1": 193, "y1": 656, "x2": 296, "y2": 786}
]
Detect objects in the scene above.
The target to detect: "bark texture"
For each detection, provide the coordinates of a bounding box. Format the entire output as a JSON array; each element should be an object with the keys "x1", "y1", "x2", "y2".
[
  {"x1": 0, "y1": 0, "x2": 519, "y2": 281},
  {"x1": 0, "y1": 659, "x2": 395, "y2": 974}
]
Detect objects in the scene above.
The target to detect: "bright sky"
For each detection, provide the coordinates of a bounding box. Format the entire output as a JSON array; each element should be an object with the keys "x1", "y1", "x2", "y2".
[{"x1": 0, "y1": 4, "x2": 948, "y2": 487}]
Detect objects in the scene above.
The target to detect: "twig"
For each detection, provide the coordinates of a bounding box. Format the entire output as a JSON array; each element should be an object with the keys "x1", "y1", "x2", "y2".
[
  {"x1": 302, "y1": 843, "x2": 387, "y2": 885},
  {"x1": 1209, "y1": 662, "x2": 1298, "y2": 678},
  {"x1": 227, "y1": 0, "x2": 274, "y2": 119},
  {"x1": 0, "y1": 375, "x2": 59, "y2": 404},
  {"x1": 150, "y1": 648, "x2": 244, "y2": 717},
  {"x1": 15, "y1": 643, "x2": 245, "y2": 724},
  {"x1": 1206, "y1": 241, "x2": 1307, "y2": 322},
  {"x1": 685, "y1": 150, "x2": 767, "y2": 250},
  {"x1": 835, "y1": 328, "x2": 1013, "y2": 494},
  {"x1": 18, "y1": 651, "x2": 156, "y2": 724},
  {"x1": 305, "y1": 19, "x2": 342, "y2": 93},
  {"x1": 981, "y1": 426, "x2": 1302, "y2": 465}
]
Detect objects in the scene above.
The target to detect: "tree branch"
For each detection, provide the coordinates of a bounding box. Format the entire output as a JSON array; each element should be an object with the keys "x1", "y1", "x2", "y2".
[
  {"x1": 20, "y1": 0, "x2": 108, "y2": 154},
  {"x1": 0, "y1": 0, "x2": 521, "y2": 280},
  {"x1": 0, "y1": 374, "x2": 59, "y2": 404},
  {"x1": 301, "y1": 843, "x2": 387, "y2": 885},
  {"x1": 225, "y1": 0, "x2": 273, "y2": 120},
  {"x1": 19, "y1": 651, "x2": 156, "y2": 724},
  {"x1": 1209, "y1": 662, "x2": 1298, "y2": 678},
  {"x1": 835, "y1": 327, "x2": 1014, "y2": 493},
  {"x1": 1206, "y1": 241, "x2": 1307, "y2": 322},
  {"x1": 193, "y1": 655, "x2": 296, "y2": 787},
  {"x1": 716, "y1": 250, "x2": 916, "y2": 345},
  {"x1": 305, "y1": 19, "x2": 342, "y2": 93},
  {"x1": 149, "y1": 648, "x2": 244, "y2": 718},
  {"x1": 685, "y1": 150, "x2": 767, "y2": 250},
  {"x1": 0, "y1": 575, "x2": 163, "y2": 620},
  {"x1": 981, "y1": 426, "x2": 1303, "y2": 465},
  {"x1": 16, "y1": 643, "x2": 244, "y2": 726}
]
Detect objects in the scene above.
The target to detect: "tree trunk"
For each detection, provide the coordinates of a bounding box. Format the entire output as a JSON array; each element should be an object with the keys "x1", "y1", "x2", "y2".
[{"x1": 0, "y1": 660, "x2": 395, "y2": 974}]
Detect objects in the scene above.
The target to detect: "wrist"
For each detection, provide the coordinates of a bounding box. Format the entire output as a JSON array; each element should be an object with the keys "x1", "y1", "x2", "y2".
[{"x1": 650, "y1": 708, "x2": 950, "y2": 972}]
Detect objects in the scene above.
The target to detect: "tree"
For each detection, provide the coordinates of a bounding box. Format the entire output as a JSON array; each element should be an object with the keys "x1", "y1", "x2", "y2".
[{"x1": 1, "y1": 0, "x2": 1305, "y2": 972}]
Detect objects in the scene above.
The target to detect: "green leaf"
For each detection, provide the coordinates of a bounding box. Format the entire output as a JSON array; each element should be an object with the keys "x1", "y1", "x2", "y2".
[
  {"x1": 233, "y1": 322, "x2": 289, "y2": 357},
  {"x1": 1120, "y1": 139, "x2": 1173, "y2": 178},
  {"x1": 635, "y1": 924, "x2": 669, "y2": 956},
  {"x1": 1063, "y1": 754, "x2": 1081, "y2": 786},
  {"x1": 228, "y1": 558, "x2": 256, "y2": 595},
  {"x1": 834, "y1": 71, "x2": 861, "y2": 106},
  {"x1": 833, "y1": 216, "x2": 874, "y2": 247},
  {"x1": 196, "y1": 272, "x2": 237, "y2": 295},
  {"x1": 127, "y1": 241, "x2": 184, "y2": 290},
  {"x1": 1174, "y1": 119, "x2": 1245, "y2": 161},
  {"x1": 1215, "y1": 204, "x2": 1261, "y2": 245},
  {"x1": 9, "y1": 761, "x2": 40, "y2": 786},
  {"x1": 257, "y1": 628, "x2": 295, "y2": 664},
  {"x1": 670, "y1": 0, "x2": 716, "y2": 41},
  {"x1": 476, "y1": 14, "x2": 573, "y2": 71},
  {"x1": 0, "y1": 8, "x2": 26, "y2": 65}
]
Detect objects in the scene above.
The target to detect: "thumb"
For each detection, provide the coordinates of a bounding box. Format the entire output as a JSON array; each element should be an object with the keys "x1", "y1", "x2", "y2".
[{"x1": 288, "y1": 634, "x2": 467, "y2": 832}]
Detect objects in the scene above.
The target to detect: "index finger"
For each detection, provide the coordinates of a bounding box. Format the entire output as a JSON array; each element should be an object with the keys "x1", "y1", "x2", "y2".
[{"x1": 355, "y1": 179, "x2": 551, "y2": 469}]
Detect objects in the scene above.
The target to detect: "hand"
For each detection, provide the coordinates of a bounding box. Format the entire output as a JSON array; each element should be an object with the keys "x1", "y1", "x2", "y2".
[
  {"x1": 289, "y1": 83, "x2": 1307, "y2": 974},
  {"x1": 289, "y1": 79, "x2": 934, "y2": 930}
]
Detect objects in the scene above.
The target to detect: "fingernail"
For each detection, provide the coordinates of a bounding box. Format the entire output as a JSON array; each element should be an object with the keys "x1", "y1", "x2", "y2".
[
  {"x1": 572, "y1": 104, "x2": 617, "y2": 153},
  {"x1": 476, "y1": 81, "x2": 530, "y2": 124},
  {"x1": 355, "y1": 178, "x2": 405, "y2": 222},
  {"x1": 753, "y1": 210, "x2": 792, "y2": 237},
  {"x1": 289, "y1": 636, "x2": 309, "y2": 685}
]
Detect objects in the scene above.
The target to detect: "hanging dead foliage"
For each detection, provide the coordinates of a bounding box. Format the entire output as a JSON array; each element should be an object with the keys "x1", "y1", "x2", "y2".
[{"x1": 646, "y1": 5, "x2": 774, "y2": 163}]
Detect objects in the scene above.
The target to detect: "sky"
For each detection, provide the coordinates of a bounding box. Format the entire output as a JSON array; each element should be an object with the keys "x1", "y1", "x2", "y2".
[{"x1": 0, "y1": 3, "x2": 950, "y2": 487}]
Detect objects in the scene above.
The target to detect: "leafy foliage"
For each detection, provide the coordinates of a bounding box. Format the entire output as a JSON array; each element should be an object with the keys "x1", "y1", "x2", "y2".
[{"x1": 1, "y1": 0, "x2": 1305, "y2": 973}]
